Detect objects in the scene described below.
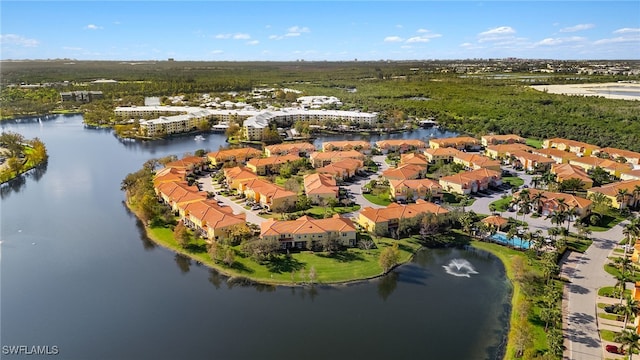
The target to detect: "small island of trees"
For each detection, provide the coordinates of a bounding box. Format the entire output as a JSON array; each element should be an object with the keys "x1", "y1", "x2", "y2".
[{"x1": 0, "y1": 131, "x2": 48, "y2": 183}]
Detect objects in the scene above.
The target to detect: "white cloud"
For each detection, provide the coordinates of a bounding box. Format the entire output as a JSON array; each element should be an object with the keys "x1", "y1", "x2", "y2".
[
  {"x1": 406, "y1": 36, "x2": 430, "y2": 43},
  {"x1": 384, "y1": 36, "x2": 403, "y2": 42},
  {"x1": 559, "y1": 24, "x2": 594, "y2": 33},
  {"x1": 269, "y1": 26, "x2": 310, "y2": 40},
  {"x1": 535, "y1": 36, "x2": 585, "y2": 46},
  {"x1": 478, "y1": 26, "x2": 517, "y2": 43},
  {"x1": 215, "y1": 33, "x2": 251, "y2": 40},
  {"x1": 85, "y1": 24, "x2": 102, "y2": 30},
  {"x1": 0, "y1": 34, "x2": 39, "y2": 47},
  {"x1": 479, "y1": 26, "x2": 515, "y2": 37},
  {"x1": 406, "y1": 33, "x2": 442, "y2": 43},
  {"x1": 594, "y1": 36, "x2": 640, "y2": 45},
  {"x1": 614, "y1": 28, "x2": 640, "y2": 34},
  {"x1": 288, "y1": 26, "x2": 310, "y2": 33},
  {"x1": 417, "y1": 28, "x2": 429, "y2": 33},
  {"x1": 210, "y1": 50, "x2": 224, "y2": 54},
  {"x1": 247, "y1": 40, "x2": 259, "y2": 45},
  {"x1": 396, "y1": 24, "x2": 403, "y2": 28}
]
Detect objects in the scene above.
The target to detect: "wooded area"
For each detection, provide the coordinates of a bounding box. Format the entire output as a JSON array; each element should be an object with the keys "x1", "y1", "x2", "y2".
[{"x1": 2, "y1": 60, "x2": 639, "y2": 150}]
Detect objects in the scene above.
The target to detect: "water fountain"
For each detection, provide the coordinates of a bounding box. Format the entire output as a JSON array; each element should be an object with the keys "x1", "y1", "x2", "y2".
[{"x1": 443, "y1": 259, "x2": 478, "y2": 278}]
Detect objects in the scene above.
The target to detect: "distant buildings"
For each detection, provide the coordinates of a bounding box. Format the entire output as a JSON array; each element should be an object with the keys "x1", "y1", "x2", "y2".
[
  {"x1": 60, "y1": 90, "x2": 103, "y2": 102},
  {"x1": 114, "y1": 105, "x2": 377, "y2": 140}
]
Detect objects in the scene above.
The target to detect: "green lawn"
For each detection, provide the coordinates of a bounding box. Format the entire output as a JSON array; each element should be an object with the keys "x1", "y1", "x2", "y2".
[
  {"x1": 600, "y1": 329, "x2": 620, "y2": 342},
  {"x1": 490, "y1": 196, "x2": 513, "y2": 212},
  {"x1": 502, "y1": 176, "x2": 525, "y2": 188},
  {"x1": 588, "y1": 212, "x2": 627, "y2": 232},
  {"x1": 565, "y1": 237, "x2": 593, "y2": 253},
  {"x1": 525, "y1": 138, "x2": 543, "y2": 149},
  {"x1": 604, "y1": 263, "x2": 640, "y2": 282},
  {"x1": 363, "y1": 193, "x2": 392, "y2": 206},
  {"x1": 147, "y1": 225, "x2": 421, "y2": 285}
]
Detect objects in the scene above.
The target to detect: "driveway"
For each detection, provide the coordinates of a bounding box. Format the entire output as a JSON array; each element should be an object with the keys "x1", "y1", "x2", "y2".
[{"x1": 197, "y1": 175, "x2": 267, "y2": 225}]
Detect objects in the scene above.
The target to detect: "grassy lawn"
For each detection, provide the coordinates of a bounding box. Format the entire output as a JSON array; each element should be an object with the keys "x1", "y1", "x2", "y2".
[
  {"x1": 565, "y1": 237, "x2": 593, "y2": 253},
  {"x1": 363, "y1": 193, "x2": 392, "y2": 206},
  {"x1": 526, "y1": 138, "x2": 543, "y2": 149},
  {"x1": 471, "y1": 240, "x2": 553, "y2": 358},
  {"x1": 441, "y1": 192, "x2": 476, "y2": 206},
  {"x1": 305, "y1": 204, "x2": 361, "y2": 218},
  {"x1": 146, "y1": 224, "x2": 422, "y2": 285},
  {"x1": 604, "y1": 263, "x2": 640, "y2": 282},
  {"x1": 600, "y1": 329, "x2": 620, "y2": 342},
  {"x1": 588, "y1": 212, "x2": 627, "y2": 232},
  {"x1": 490, "y1": 196, "x2": 513, "y2": 212},
  {"x1": 502, "y1": 176, "x2": 525, "y2": 188},
  {"x1": 598, "y1": 286, "x2": 631, "y2": 298},
  {"x1": 599, "y1": 312, "x2": 624, "y2": 322}
]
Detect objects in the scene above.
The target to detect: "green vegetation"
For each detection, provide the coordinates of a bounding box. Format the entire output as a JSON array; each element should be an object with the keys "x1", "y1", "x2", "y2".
[
  {"x1": 363, "y1": 192, "x2": 392, "y2": 206},
  {"x1": 526, "y1": 138, "x2": 543, "y2": 149},
  {"x1": 472, "y1": 240, "x2": 563, "y2": 359},
  {"x1": 3, "y1": 61, "x2": 640, "y2": 151},
  {"x1": 503, "y1": 176, "x2": 525, "y2": 188},
  {"x1": 145, "y1": 221, "x2": 421, "y2": 284},
  {"x1": 0, "y1": 132, "x2": 48, "y2": 183},
  {"x1": 490, "y1": 196, "x2": 513, "y2": 212}
]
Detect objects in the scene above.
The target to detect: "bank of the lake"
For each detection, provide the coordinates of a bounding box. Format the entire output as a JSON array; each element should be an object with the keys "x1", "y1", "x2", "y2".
[{"x1": 128, "y1": 200, "x2": 422, "y2": 286}]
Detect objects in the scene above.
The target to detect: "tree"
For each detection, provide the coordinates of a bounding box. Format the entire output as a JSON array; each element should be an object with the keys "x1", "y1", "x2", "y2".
[
  {"x1": 284, "y1": 177, "x2": 301, "y2": 193},
  {"x1": 531, "y1": 191, "x2": 546, "y2": 215},
  {"x1": 295, "y1": 194, "x2": 312, "y2": 212},
  {"x1": 242, "y1": 238, "x2": 281, "y2": 261},
  {"x1": 541, "y1": 251, "x2": 559, "y2": 284},
  {"x1": 320, "y1": 232, "x2": 341, "y2": 254},
  {"x1": 358, "y1": 237, "x2": 375, "y2": 251},
  {"x1": 621, "y1": 295, "x2": 639, "y2": 330},
  {"x1": 379, "y1": 243, "x2": 400, "y2": 274},
  {"x1": 616, "y1": 188, "x2": 631, "y2": 210},
  {"x1": 223, "y1": 248, "x2": 235, "y2": 267},
  {"x1": 614, "y1": 329, "x2": 640, "y2": 359},
  {"x1": 174, "y1": 221, "x2": 191, "y2": 248},
  {"x1": 559, "y1": 178, "x2": 585, "y2": 193}
]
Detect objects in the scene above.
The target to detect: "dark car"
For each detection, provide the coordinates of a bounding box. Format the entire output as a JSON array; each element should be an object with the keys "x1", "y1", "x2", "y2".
[{"x1": 606, "y1": 344, "x2": 624, "y2": 354}]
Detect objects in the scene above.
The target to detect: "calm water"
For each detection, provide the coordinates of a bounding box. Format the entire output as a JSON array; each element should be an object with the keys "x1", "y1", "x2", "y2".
[{"x1": 1, "y1": 115, "x2": 509, "y2": 360}]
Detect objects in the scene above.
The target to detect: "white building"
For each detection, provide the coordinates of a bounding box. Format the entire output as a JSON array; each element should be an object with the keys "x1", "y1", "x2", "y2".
[{"x1": 115, "y1": 104, "x2": 377, "y2": 140}]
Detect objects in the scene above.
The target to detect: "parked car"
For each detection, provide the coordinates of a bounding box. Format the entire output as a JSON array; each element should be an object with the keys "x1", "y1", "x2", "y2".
[
  {"x1": 606, "y1": 344, "x2": 624, "y2": 354},
  {"x1": 251, "y1": 205, "x2": 262, "y2": 211}
]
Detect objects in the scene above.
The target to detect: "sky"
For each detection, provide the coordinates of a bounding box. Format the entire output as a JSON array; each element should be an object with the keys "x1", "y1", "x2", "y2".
[{"x1": 1, "y1": 1, "x2": 639, "y2": 61}]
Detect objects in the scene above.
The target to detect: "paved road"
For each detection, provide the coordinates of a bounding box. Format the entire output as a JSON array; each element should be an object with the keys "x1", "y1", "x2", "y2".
[
  {"x1": 197, "y1": 175, "x2": 268, "y2": 225},
  {"x1": 561, "y1": 222, "x2": 624, "y2": 360}
]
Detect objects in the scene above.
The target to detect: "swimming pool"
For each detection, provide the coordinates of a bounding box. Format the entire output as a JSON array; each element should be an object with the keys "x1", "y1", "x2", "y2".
[{"x1": 490, "y1": 233, "x2": 530, "y2": 249}]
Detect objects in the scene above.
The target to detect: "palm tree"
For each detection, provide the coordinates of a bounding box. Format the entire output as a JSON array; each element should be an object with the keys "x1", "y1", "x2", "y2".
[
  {"x1": 548, "y1": 210, "x2": 566, "y2": 228},
  {"x1": 564, "y1": 206, "x2": 578, "y2": 233},
  {"x1": 621, "y1": 295, "x2": 639, "y2": 330},
  {"x1": 615, "y1": 271, "x2": 631, "y2": 304},
  {"x1": 506, "y1": 226, "x2": 519, "y2": 248},
  {"x1": 531, "y1": 191, "x2": 546, "y2": 215},
  {"x1": 617, "y1": 188, "x2": 631, "y2": 210},
  {"x1": 633, "y1": 184, "x2": 640, "y2": 209},
  {"x1": 614, "y1": 328, "x2": 640, "y2": 359}
]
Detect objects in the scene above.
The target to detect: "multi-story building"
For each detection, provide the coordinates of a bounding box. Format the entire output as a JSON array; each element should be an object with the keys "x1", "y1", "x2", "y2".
[{"x1": 260, "y1": 215, "x2": 357, "y2": 249}]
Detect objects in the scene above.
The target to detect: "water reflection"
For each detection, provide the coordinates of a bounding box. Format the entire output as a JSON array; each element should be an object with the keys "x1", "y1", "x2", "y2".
[
  {"x1": 0, "y1": 161, "x2": 48, "y2": 200},
  {"x1": 377, "y1": 271, "x2": 399, "y2": 301},
  {"x1": 174, "y1": 253, "x2": 191, "y2": 274}
]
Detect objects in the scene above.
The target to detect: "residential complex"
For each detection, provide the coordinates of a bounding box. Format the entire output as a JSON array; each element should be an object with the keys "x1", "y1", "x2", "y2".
[{"x1": 261, "y1": 215, "x2": 357, "y2": 249}]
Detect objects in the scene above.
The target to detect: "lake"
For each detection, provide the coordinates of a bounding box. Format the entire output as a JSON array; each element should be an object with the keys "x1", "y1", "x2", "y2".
[{"x1": 1, "y1": 115, "x2": 509, "y2": 360}]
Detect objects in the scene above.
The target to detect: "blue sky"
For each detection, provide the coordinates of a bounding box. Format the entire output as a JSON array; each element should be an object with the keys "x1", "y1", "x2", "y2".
[{"x1": 1, "y1": 1, "x2": 639, "y2": 61}]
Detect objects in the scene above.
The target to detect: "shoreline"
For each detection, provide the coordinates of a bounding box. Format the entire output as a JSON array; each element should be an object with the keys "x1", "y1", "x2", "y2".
[
  {"x1": 530, "y1": 82, "x2": 640, "y2": 101},
  {"x1": 125, "y1": 200, "x2": 420, "y2": 287}
]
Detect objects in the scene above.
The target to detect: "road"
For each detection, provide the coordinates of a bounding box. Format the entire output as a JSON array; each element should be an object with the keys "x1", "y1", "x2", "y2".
[{"x1": 197, "y1": 175, "x2": 268, "y2": 225}]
